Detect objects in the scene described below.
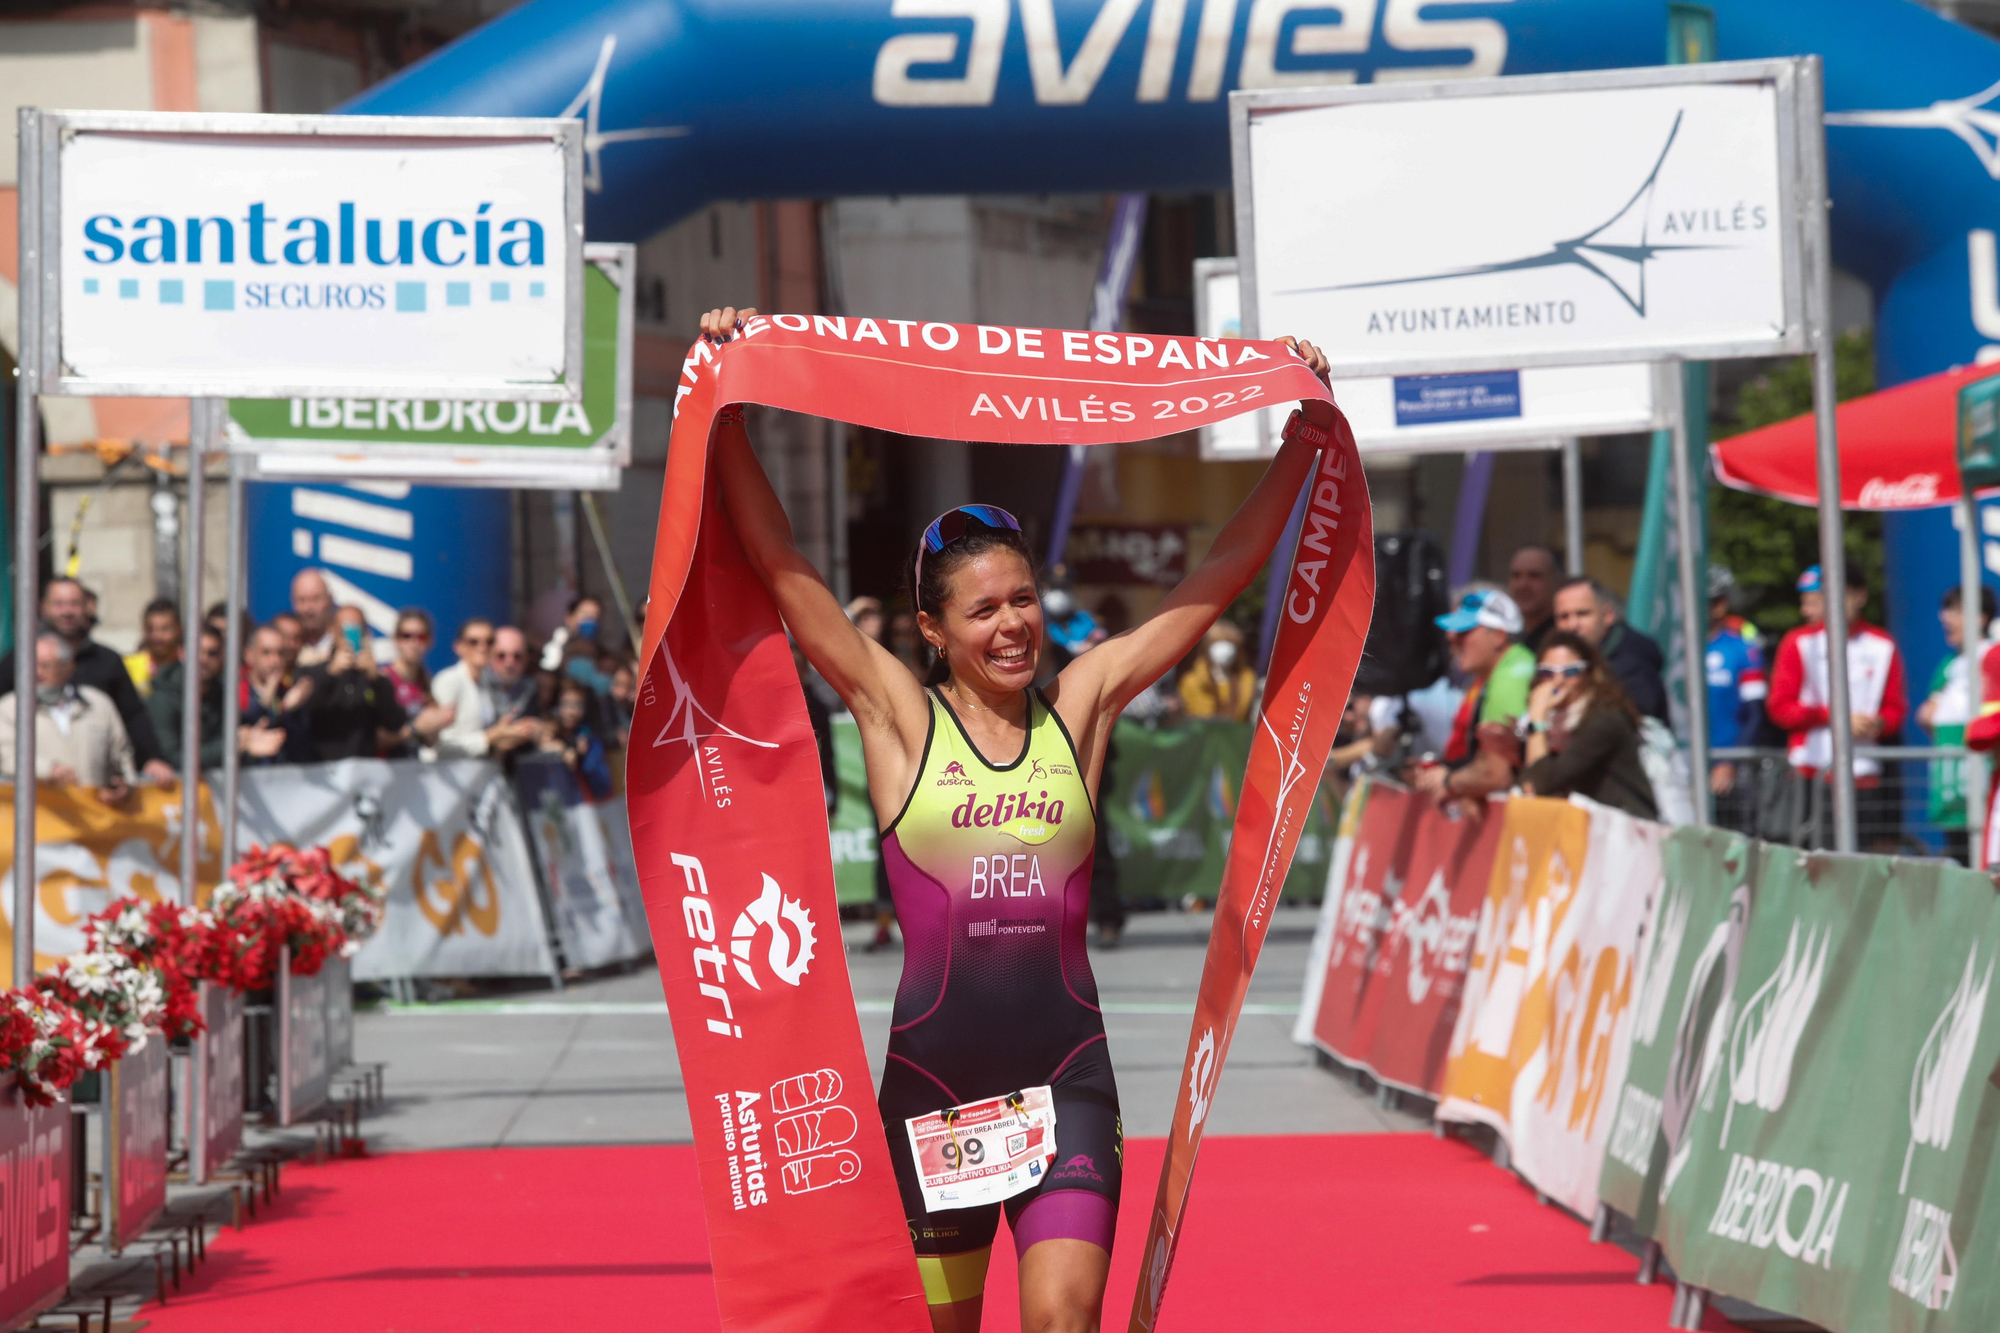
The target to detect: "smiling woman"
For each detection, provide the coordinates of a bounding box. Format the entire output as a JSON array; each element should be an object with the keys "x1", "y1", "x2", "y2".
[{"x1": 698, "y1": 302, "x2": 1337, "y2": 1333}]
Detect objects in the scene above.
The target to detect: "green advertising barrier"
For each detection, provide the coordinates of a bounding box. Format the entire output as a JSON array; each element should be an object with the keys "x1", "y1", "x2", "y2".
[
  {"x1": 829, "y1": 714, "x2": 881, "y2": 906},
  {"x1": 1598, "y1": 825, "x2": 1756, "y2": 1238},
  {"x1": 825, "y1": 716, "x2": 1339, "y2": 907},
  {"x1": 1648, "y1": 846, "x2": 2000, "y2": 1331},
  {"x1": 1103, "y1": 719, "x2": 1338, "y2": 905}
]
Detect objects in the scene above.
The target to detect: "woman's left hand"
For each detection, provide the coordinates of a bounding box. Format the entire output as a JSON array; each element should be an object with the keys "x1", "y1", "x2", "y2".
[
  {"x1": 1528, "y1": 676, "x2": 1561, "y2": 723},
  {"x1": 699, "y1": 306, "x2": 760, "y2": 342},
  {"x1": 1277, "y1": 336, "x2": 1334, "y2": 425}
]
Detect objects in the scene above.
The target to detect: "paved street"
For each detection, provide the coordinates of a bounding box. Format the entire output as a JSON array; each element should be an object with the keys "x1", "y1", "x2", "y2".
[{"x1": 353, "y1": 903, "x2": 1425, "y2": 1150}]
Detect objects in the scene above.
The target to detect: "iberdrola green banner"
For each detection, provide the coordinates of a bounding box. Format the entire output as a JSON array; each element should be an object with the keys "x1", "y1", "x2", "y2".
[
  {"x1": 1098, "y1": 719, "x2": 1338, "y2": 905},
  {"x1": 827, "y1": 715, "x2": 882, "y2": 906},
  {"x1": 1651, "y1": 846, "x2": 2000, "y2": 1331},
  {"x1": 826, "y1": 717, "x2": 1338, "y2": 907},
  {"x1": 1597, "y1": 825, "x2": 1755, "y2": 1237}
]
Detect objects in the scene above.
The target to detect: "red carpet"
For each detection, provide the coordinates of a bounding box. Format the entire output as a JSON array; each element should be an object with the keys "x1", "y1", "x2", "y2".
[{"x1": 143, "y1": 1136, "x2": 1716, "y2": 1331}]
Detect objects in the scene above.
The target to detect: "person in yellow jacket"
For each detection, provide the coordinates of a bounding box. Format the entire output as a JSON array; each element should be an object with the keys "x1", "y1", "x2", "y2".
[
  {"x1": 123, "y1": 597, "x2": 184, "y2": 697},
  {"x1": 1178, "y1": 621, "x2": 1258, "y2": 721}
]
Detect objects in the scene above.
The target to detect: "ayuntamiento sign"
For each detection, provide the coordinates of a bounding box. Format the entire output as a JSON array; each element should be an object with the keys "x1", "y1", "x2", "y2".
[
  {"x1": 1192, "y1": 257, "x2": 1670, "y2": 459},
  {"x1": 1234, "y1": 61, "x2": 1813, "y2": 377},
  {"x1": 25, "y1": 110, "x2": 584, "y2": 401}
]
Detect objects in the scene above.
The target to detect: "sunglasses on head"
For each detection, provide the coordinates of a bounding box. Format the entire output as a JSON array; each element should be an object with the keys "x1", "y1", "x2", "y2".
[
  {"x1": 915, "y1": 504, "x2": 1022, "y2": 590},
  {"x1": 1535, "y1": 663, "x2": 1586, "y2": 681}
]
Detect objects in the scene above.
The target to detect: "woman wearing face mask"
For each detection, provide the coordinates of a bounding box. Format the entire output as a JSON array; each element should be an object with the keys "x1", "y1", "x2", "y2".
[
  {"x1": 1519, "y1": 630, "x2": 1658, "y2": 817},
  {"x1": 698, "y1": 303, "x2": 1340, "y2": 1333},
  {"x1": 1177, "y1": 621, "x2": 1257, "y2": 721}
]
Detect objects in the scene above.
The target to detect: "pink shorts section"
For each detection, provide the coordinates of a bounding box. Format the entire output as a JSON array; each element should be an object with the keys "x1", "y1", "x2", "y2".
[{"x1": 1011, "y1": 1186, "x2": 1117, "y2": 1255}]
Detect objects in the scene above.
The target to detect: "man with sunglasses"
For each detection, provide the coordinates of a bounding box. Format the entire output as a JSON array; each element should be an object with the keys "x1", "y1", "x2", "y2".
[
  {"x1": 432, "y1": 618, "x2": 541, "y2": 759},
  {"x1": 1413, "y1": 588, "x2": 1534, "y2": 807}
]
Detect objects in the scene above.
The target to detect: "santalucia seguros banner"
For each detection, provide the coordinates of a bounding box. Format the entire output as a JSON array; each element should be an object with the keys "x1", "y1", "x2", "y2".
[
  {"x1": 628, "y1": 315, "x2": 1368, "y2": 1333},
  {"x1": 1310, "y1": 782, "x2": 1501, "y2": 1097},
  {"x1": 1435, "y1": 796, "x2": 1661, "y2": 1220},
  {"x1": 0, "y1": 781, "x2": 220, "y2": 987},
  {"x1": 236, "y1": 758, "x2": 556, "y2": 980},
  {"x1": 1596, "y1": 826, "x2": 1755, "y2": 1238},
  {"x1": 1649, "y1": 845, "x2": 2000, "y2": 1332}
]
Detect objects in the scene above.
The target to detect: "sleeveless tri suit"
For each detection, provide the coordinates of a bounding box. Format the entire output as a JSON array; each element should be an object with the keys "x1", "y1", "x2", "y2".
[{"x1": 878, "y1": 687, "x2": 1121, "y2": 1306}]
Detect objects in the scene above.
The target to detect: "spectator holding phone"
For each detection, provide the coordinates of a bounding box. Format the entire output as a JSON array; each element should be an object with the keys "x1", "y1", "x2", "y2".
[{"x1": 302, "y1": 607, "x2": 406, "y2": 761}]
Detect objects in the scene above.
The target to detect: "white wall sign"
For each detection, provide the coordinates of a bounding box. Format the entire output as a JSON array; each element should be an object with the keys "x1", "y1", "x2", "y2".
[
  {"x1": 223, "y1": 242, "x2": 633, "y2": 488},
  {"x1": 1195, "y1": 259, "x2": 1673, "y2": 460},
  {"x1": 1232, "y1": 61, "x2": 1812, "y2": 376},
  {"x1": 26, "y1": 110, "x2": 584, "y2": 400}
]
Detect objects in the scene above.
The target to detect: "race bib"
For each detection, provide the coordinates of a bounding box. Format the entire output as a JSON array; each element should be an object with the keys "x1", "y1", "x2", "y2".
[{"x1": 905, "y1": 1087, "x2": 1058, "y2": 1213}]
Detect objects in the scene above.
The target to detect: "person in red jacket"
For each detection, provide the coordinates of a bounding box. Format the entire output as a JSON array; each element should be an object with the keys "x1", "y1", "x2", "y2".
[
  {"x1": 1764, "y1": 563, "x2": 1908, "y2": 850},
  {"x1": 1961, "y1": 612, "x2": 2000, "y2": 867}
]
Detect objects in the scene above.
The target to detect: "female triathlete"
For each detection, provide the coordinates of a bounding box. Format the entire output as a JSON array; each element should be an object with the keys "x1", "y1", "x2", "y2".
[{"x1": 699, "y1": 305, "x2": 1335, "y2": 1333}]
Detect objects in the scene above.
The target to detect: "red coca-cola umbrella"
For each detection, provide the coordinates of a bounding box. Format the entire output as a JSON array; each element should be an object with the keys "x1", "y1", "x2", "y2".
[{"x1": 1711, "y1": 360, "x2": 2000, "y2": 510}]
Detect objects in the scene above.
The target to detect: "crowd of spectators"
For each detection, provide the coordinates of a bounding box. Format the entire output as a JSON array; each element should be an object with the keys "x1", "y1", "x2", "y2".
[
  {"x1": 1321, "y1": 539, "x2": 1949, "y2": 855},
  {"x1": 0, "y1": 569, "x2": 637, "y2": 803}
]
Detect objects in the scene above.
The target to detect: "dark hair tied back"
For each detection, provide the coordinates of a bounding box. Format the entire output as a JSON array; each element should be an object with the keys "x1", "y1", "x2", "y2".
[{"x1": 906, "y1": 517, "x2": 1036, "y2": 687}]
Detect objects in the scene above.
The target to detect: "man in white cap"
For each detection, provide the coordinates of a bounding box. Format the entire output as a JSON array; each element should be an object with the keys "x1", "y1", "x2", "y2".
[{"x1": 1414, "y1": 588, "x2": 1535, "y2": 807}]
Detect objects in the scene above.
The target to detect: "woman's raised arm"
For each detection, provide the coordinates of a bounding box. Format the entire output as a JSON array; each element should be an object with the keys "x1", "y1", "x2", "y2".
[
  {"x1": 1054, "y1": 338, "x2": 1337, "y2": 730},
  {"x1": 703, "y1": 307, "x2": 930, "y2": 754}
]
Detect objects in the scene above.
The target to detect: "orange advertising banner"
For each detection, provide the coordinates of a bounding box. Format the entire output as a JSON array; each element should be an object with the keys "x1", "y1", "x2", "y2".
[
  {"x1": 1437, "y1": 796, "x2": 1591, "y2": 1134},
  {"x1": 0, "y1": 781, "x2": 221, "y2": 986}
]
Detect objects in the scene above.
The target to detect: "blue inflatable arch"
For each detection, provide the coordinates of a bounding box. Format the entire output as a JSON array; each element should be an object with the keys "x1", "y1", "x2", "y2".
[{"x1": 326, "y1": 0, "x2": 2000, "y2": 682}]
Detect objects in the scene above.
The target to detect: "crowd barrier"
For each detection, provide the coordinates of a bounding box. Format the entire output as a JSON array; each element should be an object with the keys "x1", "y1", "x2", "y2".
[
  {"x1": 829, "y1": 716, "x2": 1341, "y2": 905},
  {"x1": 514, "y1": 754, "x2": 651, "y2": 970},
  {"x1": 107, "y1": 1041, "x2": 169, "y2": 1255},
  {"x1": 278, "y1": 952, "x2": 345, "y2": 1127},
  {"x1": 190, "y1": 982, "x2": 246, "y2": 1184},
  {"x1": 0, "y1": 782, "x2": 222, "y2": 987},
  {"x1": 1299, "y1": 776, "x2": 2000, "y2": 1331},
  {"x1": 0, "y1": 1089, "x2": 71, "y2": 1329},
  {"x1": 236, "y1": 757, "x2": 650, "y2": 980},
  {"x1": 0, "y1": 758, "x2": 654, "y2": 987}
]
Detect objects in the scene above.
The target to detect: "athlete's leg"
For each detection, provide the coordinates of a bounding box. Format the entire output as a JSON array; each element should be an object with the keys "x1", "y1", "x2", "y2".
[
  {"x1": 1005, "y1": 1044, "x2": 1122, "y2": 1333},
  {"x1": 920, "y1": 1248, "x2": 992, "y2": 1332},
  {"x1": 1017, "y1": 1237, "x2": 1111, "y2": 1333},
  {"x1": 883, "y1": 1058, "x2": 1002, "y2": 1330}
]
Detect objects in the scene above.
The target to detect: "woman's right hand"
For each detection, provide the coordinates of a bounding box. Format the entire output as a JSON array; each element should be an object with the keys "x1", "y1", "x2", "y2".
[{"x1": 699, "y1": 306, "x2": 759, "y2": 342}]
